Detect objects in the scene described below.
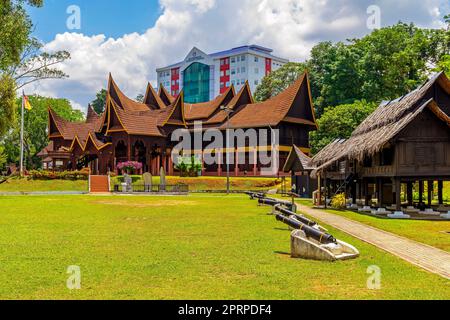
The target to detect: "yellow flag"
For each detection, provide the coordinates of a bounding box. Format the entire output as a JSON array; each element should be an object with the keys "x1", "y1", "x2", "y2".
[{"x1": 23, "y1": 95, "x2": 32, "y2": 110}]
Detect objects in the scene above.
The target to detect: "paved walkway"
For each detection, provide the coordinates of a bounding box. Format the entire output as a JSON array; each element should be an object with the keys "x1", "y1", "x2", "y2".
[{"x1": 297, "y1": 204, "x2": 450, "y2": 280}]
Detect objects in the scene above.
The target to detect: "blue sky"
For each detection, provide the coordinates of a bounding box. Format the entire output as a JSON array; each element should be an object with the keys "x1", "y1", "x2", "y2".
[
  {"x1": 24, "y1": 0, "x2": 449, "y2": 113},
  {"x1": 27, "y1": 0, "x2": 162, "y2": 42}
]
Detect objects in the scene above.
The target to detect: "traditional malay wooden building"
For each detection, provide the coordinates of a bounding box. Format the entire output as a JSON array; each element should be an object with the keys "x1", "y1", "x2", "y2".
[
  {"x1": 310, "y1": 72, "x2": 450, "y2": 212},
  {"x1": 39, "y1": 72, "x2": 318, "y2": 176}
]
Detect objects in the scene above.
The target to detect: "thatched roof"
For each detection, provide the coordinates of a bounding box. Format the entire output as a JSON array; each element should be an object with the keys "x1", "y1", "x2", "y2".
[{"x1": 311, "y1": 72, "x2": 450, "y2": 173}]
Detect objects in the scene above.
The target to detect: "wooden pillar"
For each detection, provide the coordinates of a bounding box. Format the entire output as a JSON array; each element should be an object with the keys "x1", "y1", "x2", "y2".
[
  {"x1": 364, "y1": 179, "x2": 370, "y2": 207},
  {"x1": 355, "y1": 180, "x2": 360, "y2": 204},
  {"x1": 163, "y1": 153, "x2": 168, "y2": 174},
  {"x1": 394, "y1": 178, "x2": 401, "y2": 212},
  {"x1": 419, "y1": 180, "x2": 424, "y2": 204},
  {"x1": 324, "y1": 176, "x2": 328, "y2": 209},
  {"x1": 407, "y1": 182, "x2": 413, "y2": 206},
  {"x1": 376, "y1": 178, "x2": 381, "y2": 207},
  {"x1": 316, "y1": 174, "x2": 321, "y2": 206},
  {"x1": 438, "y1": 181, "x2": 444, "y2": 205},
  {"x1": 156, "y1": 154, "x2": 160, "y2": 175},
  {"x1": 127, "y1": 136, "x2": 131, "y2": 161},
  {"x1": 427, "y1": 180, "x2": 433, "y2": 206}
]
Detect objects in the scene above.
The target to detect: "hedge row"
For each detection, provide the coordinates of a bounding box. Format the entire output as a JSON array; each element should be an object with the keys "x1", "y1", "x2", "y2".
[{"x1": 29, "y1": 170, "x2": 89, "y2": 181}]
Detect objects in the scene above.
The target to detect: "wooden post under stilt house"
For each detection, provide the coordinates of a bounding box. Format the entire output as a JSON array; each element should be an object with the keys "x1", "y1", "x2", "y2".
[
  {"x1": 407, "y1": 182, "x2": 413, "y2": 206},
  {"x1": 438, "y1": 181, "x2": 444, "y2": 205},
  {"x1": 394, "y1": 178, "x2": 401, "y2": 212}
]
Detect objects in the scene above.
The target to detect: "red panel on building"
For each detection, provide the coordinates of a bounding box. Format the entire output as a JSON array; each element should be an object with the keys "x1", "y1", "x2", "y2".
[
  {"x1": 265, "y1": 58, "x2": 272, "y2": 76},
  {"x1": 219, "y1": 57, "x2": 230, "y2": 94},
  {"x1": 171, "y1": 67, "x2": 180, "y2": 96}
]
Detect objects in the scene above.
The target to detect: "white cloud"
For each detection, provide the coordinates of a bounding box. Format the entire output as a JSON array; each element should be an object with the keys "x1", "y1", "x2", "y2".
[{"x1": 26, "y1": 0, "x2": 447, "y2": 112}]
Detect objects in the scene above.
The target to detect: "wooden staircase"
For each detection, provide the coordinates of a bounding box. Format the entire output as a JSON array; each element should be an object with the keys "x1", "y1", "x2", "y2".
[{"x1": 89, "y1": 175, "x2": 110, "y2": 193}]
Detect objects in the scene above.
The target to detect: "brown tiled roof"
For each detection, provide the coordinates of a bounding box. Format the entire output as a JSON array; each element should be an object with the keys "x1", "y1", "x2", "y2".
[
  {"x1": 205, "y1": 83, "x2": 253, "y2": 125},
  {"x1": 84, "y1": 133, "x2": 111, "y2": 150},
  {"x1": 48, "y1": 108, "x2": 100, "y2": 142},
  {"x1": 220, "y1": 73, "x2": 316, "y2": 129},
  {"x1": 37, "y1": 141, "x2": 53, "y2": 157},
  {"x1": 184, "y1": 86, "x2": 235, "y2": 121},
  {"x1": 107, "y1": 75, "x2": 165, "y2": 136},
  {"x1": 160, "y1": 92, "x2": 187, "y2": 127},
  {"x1": 86, "y1": 105, "x2": 100, "y2": 124},
  {"x1": 144, "y1": 82, "x2": 166, "y2": 109},
  {"x1": 110, "y1": 98, "x2": 165, "y2": 136},
  {"x1": 108, "y1": 74, "x2": 150, "y2": 112}
]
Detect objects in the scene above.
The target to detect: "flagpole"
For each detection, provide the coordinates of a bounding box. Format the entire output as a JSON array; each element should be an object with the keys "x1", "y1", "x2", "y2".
[{"x1": 19, "y1": 91, "x2": 25, "y2": 177}]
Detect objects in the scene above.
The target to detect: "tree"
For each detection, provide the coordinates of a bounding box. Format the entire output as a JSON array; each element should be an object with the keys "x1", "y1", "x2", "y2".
[
  {"x1": 10, "y1": 38, "x2": 71, "y2": 90},
  {"x1": 0, "y1": 145, "x2": 6, "y2": 171},
  {"x1": 436, "y1": 55, "x2": 450, "y2": 76},
  {"x1": 0, "y1": 75, "x2": 16, "y2": 137},
  {"x1": 254, "y1": 22, "x2": 449, "y2": 118},
  {"x1": 309, "y1": 101, "x2": 377, "y2": 154},
  {"x1": 91, "y1": 89, "x2": 107, "y2": 114},
  {"x1": 136, "y1": 94, "x2": 144, "y2": 103},
  {"x1": 0, "y1": 0, "x2": 70, "y2": 137},
  {"x1": 254, "y1": 62, "x2": 308, "y2": 102},
  {"x1": 1, "y1": 96, "x2": 84, "y2": 169}
]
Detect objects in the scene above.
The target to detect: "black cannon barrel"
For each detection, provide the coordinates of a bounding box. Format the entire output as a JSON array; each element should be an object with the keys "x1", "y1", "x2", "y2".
[
  {"x1": 247, "y1": 192, "x2": 265, "y2": 199},
  {"x1": 258, "y1": 198, "x2": 279, "y2": 206},
  {"x1": 258, "y1": 198, "x2": 295, "y2": 211},
  {"x1": 275, "y1": 214, "x2": 336, "y2": 244},
  {"x1": 275, "y1": 206, "x2": 317, "y2": 227}
]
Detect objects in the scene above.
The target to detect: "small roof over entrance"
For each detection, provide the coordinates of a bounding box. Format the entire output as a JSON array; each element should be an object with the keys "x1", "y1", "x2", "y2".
[{"x1": 283, "y1": 145, "x2": 315, "y2": 172}]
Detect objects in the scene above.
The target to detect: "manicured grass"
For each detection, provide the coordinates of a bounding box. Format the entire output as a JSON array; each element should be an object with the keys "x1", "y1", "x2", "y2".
[
  {"x1": 111, "y1": 175, "x2": 287, "y2": 192},
  {"x1": 0, "y1": 178, "x2": 88, "y2": 192},
  {"x1": 0, "y1": 176, "x2": 287, "y2": 193},
  {"x1": 0, "y1": 194, "x2": 448, "y2": 299},
  {"x1": 296, "y1": 199, "x2": 450, "y2": 253}
]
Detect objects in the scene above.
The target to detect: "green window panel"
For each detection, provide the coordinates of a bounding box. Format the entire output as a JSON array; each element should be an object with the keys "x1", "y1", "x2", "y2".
[{"x1": 183, "y1": 62, "x2": 210, "y2": 103}]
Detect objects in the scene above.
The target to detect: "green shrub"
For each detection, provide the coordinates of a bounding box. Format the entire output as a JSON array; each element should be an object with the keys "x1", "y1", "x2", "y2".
[
  {"x1": 29, "y1": 170, "x2": 89, "y2": 181},
  {"x1": 331, "y1": 193, "x2": 347, "y2": 209}
]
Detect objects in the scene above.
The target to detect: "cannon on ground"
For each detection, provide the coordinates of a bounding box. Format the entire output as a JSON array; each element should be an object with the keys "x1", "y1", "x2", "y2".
[
  {"x1": 274, "y1": 214, "x2": 359, "y2": 261},
  {"x1": 275, "y1": 214, "x2": 336, "y2": 244},
  {"x1": 257, "y1": 197, "x2": 297, "y2": 212},
  {"x1": 245, "y1": 192, "x2": 266, "y2": 200},
  {"x1": 274, "y1": 205, "x2": 322, "y2": 229}
]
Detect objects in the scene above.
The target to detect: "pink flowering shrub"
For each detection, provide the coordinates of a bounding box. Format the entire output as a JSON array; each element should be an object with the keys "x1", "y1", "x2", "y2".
[{"x1": 117, "y1": 161, "x2": 143, "y2": 172}]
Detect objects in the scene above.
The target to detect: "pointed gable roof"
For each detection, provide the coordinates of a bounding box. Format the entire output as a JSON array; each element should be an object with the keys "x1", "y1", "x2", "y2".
[
  {"x1": 86, "y1": 105, "x2": 100, "y2": 124},
  {"x1": 160, "y1": 91, "x2": 187, "y2": 127},
  {"x1": 106, "y1": 74, "x2": 165, "y2": 136},
  {"x1": 108, "y1": 74, "x2": 149, "y2": 112},
  {"x1": 184, "y1": 86, "x2": 235, "y2": 121},
  {"x1": 144, "y1": 82, "x2": 166, "y2": 109},
  {"x1": 206, "y1": 82, "x2": 253, "y2": 125},
  {"x1": 221, "y1": 72, "x2": 317, "y2": 129},
  {"x1": 283, "y1": 145, "x2": 315, "y2": 172},
  {"x1": 158, "y1": 85, "x2": 175, "y2": 106}
]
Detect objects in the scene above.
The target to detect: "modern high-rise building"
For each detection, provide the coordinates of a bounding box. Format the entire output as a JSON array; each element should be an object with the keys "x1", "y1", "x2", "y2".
[{"x1": 156, "y1": 45, "x2": 289, "y2": 103}]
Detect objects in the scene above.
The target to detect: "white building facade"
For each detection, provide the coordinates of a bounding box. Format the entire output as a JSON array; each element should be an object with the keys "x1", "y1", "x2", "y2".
[{"x1": 156, "y1": 45, "x2": 288, "y2": 103}]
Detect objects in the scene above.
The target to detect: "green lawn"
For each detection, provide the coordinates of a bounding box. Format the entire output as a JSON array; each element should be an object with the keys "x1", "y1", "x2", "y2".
[
  {"x1": 296, "y1": 199, "x2": 450, "y2": 253},
  {"x1": 111, "y1": 175, "x2": 287, "y2": 192},
  {"x1": 0, "y1": 178, "x2": 88, "y2": 192},
  {"x1": 0, "y1": 194, "x2": 448, "y2": 300},
  {"x1": 0, "y1": 176, "x2": 287, "y2": 193}
]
